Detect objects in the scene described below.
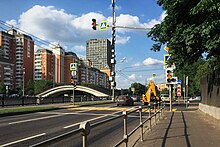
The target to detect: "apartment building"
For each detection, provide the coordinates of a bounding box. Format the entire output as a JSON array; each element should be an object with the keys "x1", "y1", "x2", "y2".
[
  {"x1": 78, "y1": 57, "x2": 109, "y2": 88},
  {"x1": 0, "y1": 29, "x2": 34, "y2": 90},
  {"x1": 64, "y1": 52, "x2": 79, "y2": 84},
  {"x1": 34, "y1": 47, "x2": 109, "y2": 88},
  {"x1": 86, "y1": 39, "x2": 111, "y2": 76},
  {"x1": 0, "y1": 31, "x2": 15, "y2": 90},
  {"x1": 34, "y1": 49, "x2": 55, "y2": 82}
]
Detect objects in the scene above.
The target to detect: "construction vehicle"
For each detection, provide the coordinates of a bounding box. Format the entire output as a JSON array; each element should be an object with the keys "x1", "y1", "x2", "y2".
[{"x1": 142, "y1": 80, "x2": 161, "y2": 105}]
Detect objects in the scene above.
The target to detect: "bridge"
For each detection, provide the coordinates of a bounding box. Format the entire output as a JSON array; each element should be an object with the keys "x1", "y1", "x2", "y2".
[{"x1": 36, "y1": 85, "x2": 110, "y2": 98}]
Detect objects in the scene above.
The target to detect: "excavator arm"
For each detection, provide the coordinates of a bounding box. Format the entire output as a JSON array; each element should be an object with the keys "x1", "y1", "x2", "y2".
[{"x1": 142, "y1": 80, "x2": 160, "y2": 105}]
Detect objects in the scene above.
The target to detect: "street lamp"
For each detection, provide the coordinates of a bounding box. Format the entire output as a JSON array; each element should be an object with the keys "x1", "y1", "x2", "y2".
[{"x1": 23, "y1": 68, "x2": 25, "y2": 96}]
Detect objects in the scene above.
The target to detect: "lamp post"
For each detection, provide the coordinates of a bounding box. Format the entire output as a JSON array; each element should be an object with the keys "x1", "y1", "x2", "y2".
[
  {"x1": 111, "y1": 0, "x2": 116, "y2": 101},
  {"x1": 23, "y1": 68, "x2": 25, "y2": 97}
]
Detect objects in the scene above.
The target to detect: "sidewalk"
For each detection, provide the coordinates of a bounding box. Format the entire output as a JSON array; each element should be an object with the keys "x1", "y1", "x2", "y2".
[{"x1": 135, "y1": 107, "x2": 220, "y2": 147}]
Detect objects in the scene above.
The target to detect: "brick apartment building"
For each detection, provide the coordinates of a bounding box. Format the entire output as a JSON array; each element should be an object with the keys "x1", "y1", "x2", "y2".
[{"x1": 0, "y1": 28, "x2": 34, "y2": 91}]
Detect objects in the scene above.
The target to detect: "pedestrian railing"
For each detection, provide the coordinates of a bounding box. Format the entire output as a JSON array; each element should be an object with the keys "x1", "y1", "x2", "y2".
[{"x1": 30, "y1": 102, "x2": 165, "y2": 147}]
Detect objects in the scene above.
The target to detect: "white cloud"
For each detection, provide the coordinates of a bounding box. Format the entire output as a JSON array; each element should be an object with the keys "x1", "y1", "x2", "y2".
[
  {"x1": 142, "y1": 57, "x2": 163, "y2": 66},
  {"x1": 7, "y1": 5, "x2": 166, "y2": 51},
  {"x1": 116, "y1": 35, "x2": 131, "y2": 44},
  {"x1": 160, "y1": 11, "x2": 167, "y2": 21},
  {"x1": 6, "y1": 19, "x2": 17, "y2": 27},
  {"x1": 72, "y1": 45, "x2": 86, "y2": 52},
  {"x1": 128, "y1": 74, "x2": 136, "y2": 81},
  {"x1": 132, "y1": 62, "x2": 141, "y2": 67}
]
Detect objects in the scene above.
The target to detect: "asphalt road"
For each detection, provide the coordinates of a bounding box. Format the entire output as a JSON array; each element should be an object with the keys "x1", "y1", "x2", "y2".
[{"x1": 0, "y1": 102, "x2": 147, "y2": 147}]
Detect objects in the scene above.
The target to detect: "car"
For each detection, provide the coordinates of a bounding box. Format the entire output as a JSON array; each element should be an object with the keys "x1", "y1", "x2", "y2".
[
  {"x1": 131, "y1": 96, "x2": 140, "y2": 102},
  {"x1": 160, "y1": 94, "x2": 170, "y2": 102},
  {"x1": 189, "y1": 96, "x2": 201, "y2": 102},
  {"x1": 116, "y1": 95, "x2": 134, "y2": 106}
]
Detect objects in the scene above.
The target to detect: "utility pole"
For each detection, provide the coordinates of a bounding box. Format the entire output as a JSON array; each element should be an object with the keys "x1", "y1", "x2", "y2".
[{"x1": 111, "y1": 0, "x2": 116, "y2": 101}]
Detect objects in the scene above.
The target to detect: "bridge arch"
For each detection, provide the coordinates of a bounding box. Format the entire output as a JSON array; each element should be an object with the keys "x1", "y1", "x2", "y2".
[{"x1": 36, "y1": 85, "x2": 110, "y2": 98}]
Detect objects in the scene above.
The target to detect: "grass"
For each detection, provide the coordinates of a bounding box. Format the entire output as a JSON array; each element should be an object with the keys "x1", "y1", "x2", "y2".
[{"x1": 0, "y1": 100, "x2": 114, "y2": 115}]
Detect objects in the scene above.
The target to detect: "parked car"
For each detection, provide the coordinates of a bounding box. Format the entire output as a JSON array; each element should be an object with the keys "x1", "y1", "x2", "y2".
[
  {"x1": 116, "y1": 95, "x2": 134, "y2": 106},
  {"x1": 160, "y1": 94, "x2": 170, "y2": 102},
  {"x1": 189, "y1": 96, "x2": 201, "y2": 102},
  {"x1": 131, "y1": 95, "x2": 140, "y2": 102}
]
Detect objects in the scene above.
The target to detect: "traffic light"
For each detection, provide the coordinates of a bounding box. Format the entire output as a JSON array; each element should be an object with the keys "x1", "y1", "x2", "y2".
[
  {"x1": 71, "y1": 77, "x2": 75, "y2": 85},
  {"x1": 166, "y1": 68, "x2": 173, "y2": 83},
  {"x1": 71, "y1": 77, "x2": 77, "y2": 88},
  {"x1": 166, "y1": 68, "x2": 177, "y2": 84},
  {"x1": 92, "y1": 19, "x2": 97, "y2": 30}
]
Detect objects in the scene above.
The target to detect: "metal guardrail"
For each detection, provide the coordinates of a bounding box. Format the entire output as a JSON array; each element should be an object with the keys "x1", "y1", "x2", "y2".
[{"x1": 30, "y1": 102, "x2": 165, "y2": 147}]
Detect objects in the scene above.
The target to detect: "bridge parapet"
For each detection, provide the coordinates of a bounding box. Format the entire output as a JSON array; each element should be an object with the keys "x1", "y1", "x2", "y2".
[{"x1": 36, "y1": 85, "x2": 110, "y2": 98}]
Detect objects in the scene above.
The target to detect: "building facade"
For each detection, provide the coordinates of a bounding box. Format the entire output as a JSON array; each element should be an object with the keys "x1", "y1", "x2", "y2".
[
  {"x1": 86, "y1": 39, "x2": 111, "y2": 76},
  {"x1": 34, "y1": 49, "x2": 55, "y2": 82},
  {"x1": 34, "y1": 46, "x2": 109, "y2": 88},
  {"x1": 0, "y1": 29, "x2": 34, "y2": 91}
]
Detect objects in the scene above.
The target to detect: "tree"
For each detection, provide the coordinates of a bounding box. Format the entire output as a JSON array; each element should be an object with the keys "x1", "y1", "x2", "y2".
[
  {"x1": 0, "y1": 83, "x2": 6, "y2": 94},
  {"x1": 26, "y1": 80, "x2": 34, "y2": 96},
  {"x1": 129, "y1": 82, "x2": 146, "y2": 96},
  {"x1": 148, "y1": 0, "x2": 220, "y2": 69},
  {"x1": 34, "y1": 80, "x2": 51, "y2": 95}
]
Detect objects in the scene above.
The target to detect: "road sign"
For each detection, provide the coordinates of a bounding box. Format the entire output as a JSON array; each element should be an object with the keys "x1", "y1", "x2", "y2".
[
  {"x1": 71, "y1": 71, "x2": 77, "y2": 76},
  {"x1": 70, "y1": 63, "x2": 77, "y2": 71},
  {"x1": 99, "y1": 20, "x2": 108, "y2": 30},
  {"x1": 177, "y1": 84, "x2": 181, "y2": 97},
  {"x1": 177, "y1": 79, "x2": 181, "y2": 84},
  {"x1": 164, "y1": 46, "x2": 169, "y2": 52},
  {"x1": 164, "y1": 54, "x2": 171, "y2": 65}
]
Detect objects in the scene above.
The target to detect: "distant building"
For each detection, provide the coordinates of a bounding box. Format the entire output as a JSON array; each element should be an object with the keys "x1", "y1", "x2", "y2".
[
  {"x1": 34, "y1": 46, "x2": 109, "y2": 88},
  {"x1": 34, "y1": 49, "x2": 55, "y2": 82},
  {"x1": 0, "y1": 28, "x2": 34, "y2": 91},
  {"x1": 34, "y1": 44, "x2": 65, "y2": 84},
  {"x1": 156, "y1": 83, "x2": 168, "y2": 91},
  {"x1": 64, "y1": 52, "x2": 79, "y2": 84},
  {"x1": 86, "y1": 39, "x2": 111, "y2": 76}
]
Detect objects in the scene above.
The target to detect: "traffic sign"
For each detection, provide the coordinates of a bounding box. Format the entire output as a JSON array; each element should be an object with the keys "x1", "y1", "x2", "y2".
[
  {"x1": 177, "y1": 83, "x2": 181, "y2": 97},
  {"x1": 177, "y1": 79, "x2": 181, "y2": 84},
  {"x1": 70, "y1": 63, "x2": 77, "y2": 71},
  {"x1": 164, "y1": 54, "x2": 171, "y2": 65},
  {"x1": 99, "y1": 20, "x2": 108, "y2": 30},
  {"x1": 164, "y1": 46, "x2": 169, "y2": 52}
]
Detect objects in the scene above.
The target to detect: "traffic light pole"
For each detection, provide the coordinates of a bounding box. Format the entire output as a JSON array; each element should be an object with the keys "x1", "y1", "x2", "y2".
[
  {"x1": 169, "y1": 84, "x2": 172, "y2": 112},
  {"x1": 111, "y1": 0, "x2": 116, "y2": 101}
]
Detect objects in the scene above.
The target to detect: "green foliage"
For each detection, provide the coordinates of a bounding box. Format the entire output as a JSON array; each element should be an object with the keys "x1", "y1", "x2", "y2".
[
  {"x1": 129, "y1": 82, "x2": 146, "y2": 96},
  {"x1": 0, "y1": 83, "x2": 6, "y2": 94},
  {"x1": 148, "y1": 0, "x2": 220, "y2": 67},
  {"x1": 148, "y1": 0, "x2": 220, "y2": 95},
  {"x1": 34, "y1": 80, "x2": 51, "y2": 95},
  {"x1": 26, "y1": 80, "x2": 34, "y2": 96}
]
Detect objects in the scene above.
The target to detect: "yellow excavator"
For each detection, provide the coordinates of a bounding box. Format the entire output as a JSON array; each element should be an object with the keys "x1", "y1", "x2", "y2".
[{"x1": 142, "y1": 80, "x2": 161, "y2": 105}]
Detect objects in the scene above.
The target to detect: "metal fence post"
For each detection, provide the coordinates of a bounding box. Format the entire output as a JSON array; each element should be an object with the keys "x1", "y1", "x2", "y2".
[
  {"x1": 80, "y1": 121, "x2": 90, "y2": 147},
  {"x1": 148, "y1": 104, "x2": 151, "y2": 131},
  {"x1": 122, "y1": 111, "x2": 128, "y2": 147},
  {"x1": 158, "y1": 102, "x2": 160, "y2": 119},
  {"x1": 154, "y1": 102, "x2": 156, "y2": 124},
  {"x1": 1, "y1": 96, "x2": 4, "y2": 107},
  {"x1": 22, "y1": 96, "x2": 24, "y2": 106},
  {"x1": 139, "y1": 106, "x2": 143, "y2": 141}
]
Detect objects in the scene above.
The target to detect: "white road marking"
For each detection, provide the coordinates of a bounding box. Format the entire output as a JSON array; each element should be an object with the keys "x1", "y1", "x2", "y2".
[
  {"x1": 0, "y1": 133, "x2": 46, "y2": 147},
  {"x1": 8, "y1": 115, "x2": 64, "y2": 125},
  {"x1": 38, "y1": 109, "x2": 90, "y2": 115},
  {"x1": 64, "y1": 111, "x2": 121, "y2": 129}
]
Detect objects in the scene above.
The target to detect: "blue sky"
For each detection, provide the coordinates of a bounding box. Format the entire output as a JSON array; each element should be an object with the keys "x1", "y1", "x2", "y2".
[{"x1": 0, "y1": 0, "x2": 168, "y2": 88}]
